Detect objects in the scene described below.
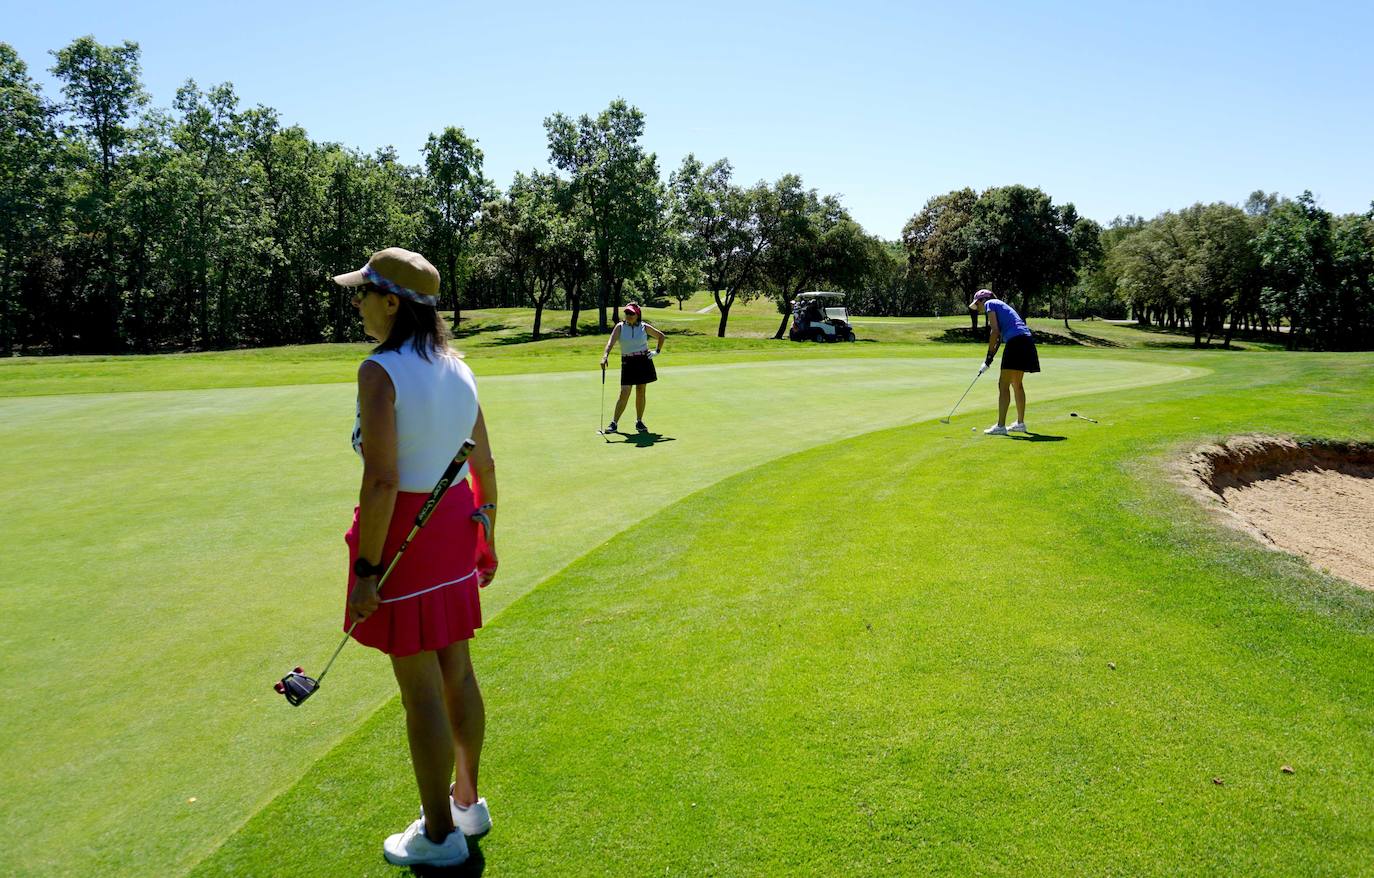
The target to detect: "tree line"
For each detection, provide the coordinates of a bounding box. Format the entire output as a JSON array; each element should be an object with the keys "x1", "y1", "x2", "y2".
[{"x1": 3, "y1": 37, "x2": 1371, "y2": 355}]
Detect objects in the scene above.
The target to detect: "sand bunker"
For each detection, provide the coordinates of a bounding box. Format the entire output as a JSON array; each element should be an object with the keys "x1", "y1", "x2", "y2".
[{"x1": 1184, "y1": 436, "x2": 1374, "y2": 590}]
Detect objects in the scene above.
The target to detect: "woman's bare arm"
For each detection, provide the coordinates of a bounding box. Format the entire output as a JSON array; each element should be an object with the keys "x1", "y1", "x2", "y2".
[
  {"x1": 468, "y1": 406, "x2": 499, "y2": 587},
  {"x1": 350, "y1": 360, "x2": 398, "y2": 622}
]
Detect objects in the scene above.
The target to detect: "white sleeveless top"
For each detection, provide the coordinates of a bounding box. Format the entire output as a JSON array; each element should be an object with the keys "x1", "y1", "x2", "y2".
[
  {"x1": 618, "y1": 322, "x2": 648, "y2": 355},
  {"x1": 351, "y1": 343, "x2": 479, "y2": 492}
]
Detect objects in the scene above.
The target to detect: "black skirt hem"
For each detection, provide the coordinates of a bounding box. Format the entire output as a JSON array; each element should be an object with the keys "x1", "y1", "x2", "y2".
[
  {"x1": 620, "y1": 354, "x2": 657, "y2": 386},
  {"x1": 1001, "y1": 335, "x2": 1040, "y2": 373}
]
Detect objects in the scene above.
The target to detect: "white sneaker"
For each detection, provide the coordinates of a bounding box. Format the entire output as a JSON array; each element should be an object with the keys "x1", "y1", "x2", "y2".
[
  {"x1": 984, "y1": 424, "x2": 1009, "y2": 435},
  {"x1": 452, "y1": 796, "x2": 492, "y2": 837},
  {"x1": 419, "y1": 787, "x2": 493, "y2": 837},
  {"x1": 1009, "y1": 421, "x2": 1027, "y2": 433},
  {"x1": 382, "y1": 817, "x2": 469, "y2": 867}
]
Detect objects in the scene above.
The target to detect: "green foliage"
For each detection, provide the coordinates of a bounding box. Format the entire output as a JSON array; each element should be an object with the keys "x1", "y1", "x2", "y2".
[
  {"x1": 422, "y1": 126, "x2": 493, "y2": 323},
  {"x1": 904, "y1": 185, "x2": 1087, "y2": 324},
  {"x1": 0, "y1": 44, "x2": 61, "y2": 355},
  {"x1": 6, "y1": 39, "x2": 1373, "y2": 355},
  {"x1": 544, "y1": 100, "x2": 661, "y2": 331}
]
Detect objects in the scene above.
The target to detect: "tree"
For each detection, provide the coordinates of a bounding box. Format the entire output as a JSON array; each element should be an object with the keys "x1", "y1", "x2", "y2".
[
  {"x1": 902, "y1": 188, "x2": 979, "y2": 328},
  {"x1": 1256, "y1": 192, "x2": 1334, "y2": 349},
  {"x1": 1078, "y1": 216, "x2": 1145, "y2": 323},
  {"x1": 548, "y1": 174, "x2": 593, "y2": 335},
  {"x1": 0, "y1": 44, "x2": 61, "y2": 355},
  {"x1": 1330, "y1": 207, "x2": 1374, "y2": 350},
  {"x1": 545, "y1": 100, "x2": 661, "y2": 331},
  {"x1": 671, "y1": 156, "x2": 797, "y2": 336},
  {"x1": 1060, "y1": 215, "x2": 1104, "y2": 331},
  {"x1": 760, "y1": 191, "x2": 874, "y2": 338},
  {"x1": 480, "y1": 172, "x2": 570, "y2": 341},
  {"x1": 51, "y1": 36, "x2": 148, "y2": 352},
  {"x1": 963, "y1": 185, "x2": 1079, "y2": 319},
  {"x1": 423, "y1": 127, "x2": 492, "y2": 327}
]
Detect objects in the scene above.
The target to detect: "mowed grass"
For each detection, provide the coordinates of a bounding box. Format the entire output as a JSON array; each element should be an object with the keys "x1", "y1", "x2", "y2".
[
  {"x1": 194, "y1": 353, "x2": 1374, "y2": 878},
  {"x1": 0, "y1": 336, "x2": 1191, "y2": 876},
  {"x1": 0, "y1": 301, "x2": 1281, "y2": 398},
  {"x1": 0, "y1": 315, "x2": 1366, "y2": 876}
]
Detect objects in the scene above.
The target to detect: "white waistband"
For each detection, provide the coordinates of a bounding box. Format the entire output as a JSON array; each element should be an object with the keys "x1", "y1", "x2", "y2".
[{"x1": 379, "y1": 568, "x2": 478, "y2": 604}]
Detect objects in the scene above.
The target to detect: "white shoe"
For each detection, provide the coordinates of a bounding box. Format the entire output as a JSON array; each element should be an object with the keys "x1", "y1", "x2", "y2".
[
  {"x1": 382, "y1": 817, "x2": 469, "y2": 867},
  {"x1": 452, "y1": 796, "x2": 492, "y2": 837},
  {"x1": 419, "y1": 787, "x2": 493, "y2": 837},
  {"x1": 984, "y1": 424, "x2": 1009, "y2": 435},
  {"x1": 1009, "y1": 421, "x2": 1027, "y2": 433}
]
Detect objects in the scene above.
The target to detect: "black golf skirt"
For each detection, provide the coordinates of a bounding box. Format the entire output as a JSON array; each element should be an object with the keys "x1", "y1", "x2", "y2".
[
  {"x1": 620, "y1": 354, "x2": 657, "y2": 386},
  {"x1": 1001, "y1": 335, "x2": 1040, "y2": 373}
]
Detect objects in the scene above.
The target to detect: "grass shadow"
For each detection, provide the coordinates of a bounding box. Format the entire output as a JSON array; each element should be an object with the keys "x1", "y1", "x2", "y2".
[
  {"x1": 1007, "y1": 433, "x2": 1068, "y2": 442},
  {"x1": 608, "y1": 430, "x2": 676, "y2": 448},
  {"x1": 1066, "y1": 328, "x2": 1122, "y2": 348},
  {"x1": 409, "y1": 837, "x2": 485, "y2": 876},
  {"x1": 932, "y1": 326, "x2": 1085, "y2": 347},
  {"x1": 448, "y1": 320, "x2": 494, "y2": 340},
  {"x1": 1121, "y1": 322, "x2": 1284, "y2": 350},
  {"x1": 930, "y1": 326, "x2": 990, "y2": 344}
]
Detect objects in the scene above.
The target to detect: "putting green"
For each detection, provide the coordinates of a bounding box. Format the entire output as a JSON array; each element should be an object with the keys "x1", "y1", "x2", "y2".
[
  {"x1": 0, "y1": 355, "x2": 1196, "y2": 876},
  {"x1": 194, "y1": 350, "x2": 1374, "y2": 876}
]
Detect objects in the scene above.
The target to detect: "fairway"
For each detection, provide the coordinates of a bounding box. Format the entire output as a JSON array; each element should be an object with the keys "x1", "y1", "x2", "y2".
[{"x1": 2, "y1": 339, "x2": 1372, "y2": 877}]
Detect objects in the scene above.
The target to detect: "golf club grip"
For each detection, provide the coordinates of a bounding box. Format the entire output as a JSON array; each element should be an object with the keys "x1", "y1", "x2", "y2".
[{"x1": 412, "y1": 439, "x2": 478, "y2": 528}]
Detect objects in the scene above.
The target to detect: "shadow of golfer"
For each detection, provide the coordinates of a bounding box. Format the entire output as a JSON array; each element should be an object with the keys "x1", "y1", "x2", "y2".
[
  {"x1": 410, "y1": 839, "x2": 485, "y2": 876},
  {"x1": 1008, "y1": 433, "x2": 1068, "y2": 442},
  {"x1": 609, "y1": 430, "x2": 676, "y2": 448}
]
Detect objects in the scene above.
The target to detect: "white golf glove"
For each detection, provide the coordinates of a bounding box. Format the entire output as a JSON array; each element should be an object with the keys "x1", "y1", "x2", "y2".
[
  {"x1": 649, "y1": 350, "x2": 659, "y2": 359},
  {"x1": 977, "y1": 362, "x2": 989, "y2": 376}
]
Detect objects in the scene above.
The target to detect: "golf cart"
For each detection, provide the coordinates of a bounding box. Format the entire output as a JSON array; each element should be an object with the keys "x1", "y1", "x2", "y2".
[{"x1": 789, "y1": 291, "x2": 855, "y2": 342}]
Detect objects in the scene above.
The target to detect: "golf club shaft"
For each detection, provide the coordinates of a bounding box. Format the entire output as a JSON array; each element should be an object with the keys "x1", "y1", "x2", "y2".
[
  {"x1": 943, "y1": 371, "x2": 983, "y2": 422},
  {"x1": 316, "y1": 438, "x2": 478, "y2": 685}
]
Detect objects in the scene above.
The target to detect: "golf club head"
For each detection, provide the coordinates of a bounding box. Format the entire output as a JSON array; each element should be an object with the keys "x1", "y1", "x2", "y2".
[
  {"x1": 273, "y1": 669, "x2": 319, "y2": 706},
  {"x1": 939, "y1": 417, "x2": 951, "y2": 424}
]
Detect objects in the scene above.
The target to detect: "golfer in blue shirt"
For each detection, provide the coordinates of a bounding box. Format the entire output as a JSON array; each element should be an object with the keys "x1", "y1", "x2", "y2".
[{"x1": 970, "y1": 289, "x2": 1041, "y2": 435}]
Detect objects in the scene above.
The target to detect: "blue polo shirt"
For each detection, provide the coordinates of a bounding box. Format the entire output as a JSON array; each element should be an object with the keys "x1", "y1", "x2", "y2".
[{"x1": 985, "y1": 299, "x2": 1031, "y2": 341}]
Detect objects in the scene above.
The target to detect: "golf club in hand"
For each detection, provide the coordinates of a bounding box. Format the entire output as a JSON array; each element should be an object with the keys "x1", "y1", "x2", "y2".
[
  {"x1": 939, "y1": 365, "x2": 987, "y2": 424},
  {"x1": 598, "y1": 362, "x2": 609, "y2": 442},
  {"x1": 273, "y1": 438, "x2": 478, "y2": 706}
]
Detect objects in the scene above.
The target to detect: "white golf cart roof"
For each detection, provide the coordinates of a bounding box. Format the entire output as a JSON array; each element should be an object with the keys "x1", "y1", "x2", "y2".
[{"x1": 796, "y1": 291, "x2": 845, "y2": 300}]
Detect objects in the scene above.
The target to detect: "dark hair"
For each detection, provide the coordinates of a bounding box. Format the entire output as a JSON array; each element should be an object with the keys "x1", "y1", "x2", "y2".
[{"x1": 373, "y1": 294, "x2": 451, "y2": 361}]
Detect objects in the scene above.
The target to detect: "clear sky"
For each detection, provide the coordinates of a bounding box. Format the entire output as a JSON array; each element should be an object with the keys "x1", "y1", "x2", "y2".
[{"x1": 8, "y1": 0, "x2": 1373, "y2": 238}]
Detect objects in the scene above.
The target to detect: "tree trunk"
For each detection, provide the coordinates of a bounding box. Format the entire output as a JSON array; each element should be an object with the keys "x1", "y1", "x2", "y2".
[
  {"x1": 568, "y1": 279, "x2": 581, "y2": 336},
  {"x1": 714, "y1": 288, "x2": 733, "y2": 337},
  {"x1": 774, "y1": 309, "x2": 790, "y2": 340},
  {"x1": 532, "y1": 300, "x2": 544, "y2": 341},
  {"x1": 773, "y1": 290, "x2": 796, "y2": 340},
  {"x1": 449, "y1": 253, "x2": 461, "y2": 329},
  {"x1": 596, "y1": 246, "x2": 611, "y2": 331}
]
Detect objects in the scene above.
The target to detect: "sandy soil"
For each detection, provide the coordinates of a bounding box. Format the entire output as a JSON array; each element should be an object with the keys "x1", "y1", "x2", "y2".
[{"x1": 1183, "y1": 436, "x2": 1374, "y2": 590}]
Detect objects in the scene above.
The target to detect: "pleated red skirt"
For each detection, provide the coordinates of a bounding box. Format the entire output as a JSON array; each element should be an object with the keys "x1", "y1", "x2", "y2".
[{"x1": 343, "y1": 482, "x2": 483, "y2": 657}]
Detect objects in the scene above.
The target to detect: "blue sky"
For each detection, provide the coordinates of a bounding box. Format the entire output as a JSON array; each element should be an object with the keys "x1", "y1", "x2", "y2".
[{"x1": 8, "y1": 0, "x2": 1373, "y2": 237}]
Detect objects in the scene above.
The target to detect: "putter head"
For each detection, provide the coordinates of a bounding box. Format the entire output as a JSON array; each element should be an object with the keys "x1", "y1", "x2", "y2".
[
  {"x1": 939, "y1": 417, "x2": 951, "y2": 424},
  {"x1": 273, "y1": 669, "x2": 319, "y2": 706}
]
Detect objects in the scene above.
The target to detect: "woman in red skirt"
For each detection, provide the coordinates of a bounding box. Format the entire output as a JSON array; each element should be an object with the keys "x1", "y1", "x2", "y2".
[{"x1": 333, "y1": 247, "x2": 499, "y2": 868}]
